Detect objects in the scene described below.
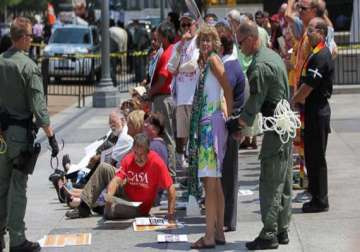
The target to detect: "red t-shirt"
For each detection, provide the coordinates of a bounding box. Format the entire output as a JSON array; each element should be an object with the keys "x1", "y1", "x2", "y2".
[
  {"x1": 116, "y1": 150, "x2": 173, "y2": 215},
  {"x1": 152, "y1": 44, "x2": 174, "y2": 95}
]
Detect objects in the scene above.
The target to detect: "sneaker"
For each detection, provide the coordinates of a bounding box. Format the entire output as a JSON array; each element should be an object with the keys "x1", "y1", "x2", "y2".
[
  {"x1": 65, "y1": 202, "x2": 91, "y2": 219},
  {"x1": 293, "y1": 191, "x2": 312, "y2": 203},
  {"x1": 277, "y1": 231, "x2": 289, "y2": 245},
  {"x1": 245, "y1": 236, "x2": 279, "y2": 250},
  {"x1": 62, "y1": 154, "x2": 71, "y2": 172},
  {"x1": 10, "y1": 240, "x2": 41, "y2": 252}
]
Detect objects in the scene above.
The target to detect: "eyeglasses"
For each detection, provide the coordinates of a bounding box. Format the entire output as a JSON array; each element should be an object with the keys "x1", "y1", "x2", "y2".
[
  {"x1": 24, "y1": 33, "x2": 33, "y2": 38},
  {"x1": 307, "y1": 27, "x2": 322, "y2": 36},
  {"x1": 181, "y1": 23, "x2": 192, "y2": 28},
  {"x1": 238, "y1": 36, "x2": 248, "y2": 46},
  {"x1": 297, "y1": 5, "x2": 313, "y2": 12}
]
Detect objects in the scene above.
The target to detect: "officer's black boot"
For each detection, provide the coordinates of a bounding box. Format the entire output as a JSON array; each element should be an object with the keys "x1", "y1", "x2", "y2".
[
  {"x1": 10, "y1": 239, "x2": 41, "y2": 252},
  {"x1": 246, "y1": 236, "x2": 279, "y2": 250},
  {"x1": 277, "y1": 231, "x2": 289, "y2": 244}
]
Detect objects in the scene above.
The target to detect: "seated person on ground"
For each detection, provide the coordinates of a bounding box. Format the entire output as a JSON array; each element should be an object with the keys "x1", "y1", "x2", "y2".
[
  {"x1": 105, "y1": 133, "x2": 176, "y2": 221},
  {"x1": 52, "y1": 110, "x2": 132, "y2": 204},
  {"x1": 66, "y1": 133, "x2": 176, "y2": 222}
]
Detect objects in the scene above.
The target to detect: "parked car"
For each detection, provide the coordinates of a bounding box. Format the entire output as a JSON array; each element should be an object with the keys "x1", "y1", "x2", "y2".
[
  {"x1": 0, "y1": 23, "x2": 10, "y2": 38},
  {"x1": 43, "y1": 24, "x2": 101, "y2": 83}
]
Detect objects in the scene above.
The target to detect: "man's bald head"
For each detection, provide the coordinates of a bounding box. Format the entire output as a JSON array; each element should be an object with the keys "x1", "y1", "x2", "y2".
[
  {"x1": 237, "y1": 21, "x2": 259, "y2": 40},
  {"x1": 236, "y1": 21, "x2": 260, "y2": 56},
  {"x1": 309, "y1": 17, "x2": 328, "y2": 37}
]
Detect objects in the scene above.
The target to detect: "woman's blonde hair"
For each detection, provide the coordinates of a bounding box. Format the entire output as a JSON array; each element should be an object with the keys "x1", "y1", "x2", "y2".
[
  {"x1": 196, "y1": 23, "x2": 222, "y2": 53},
  {"x1": 127, "y1": 109, "x2": 145, "y2": 133}
]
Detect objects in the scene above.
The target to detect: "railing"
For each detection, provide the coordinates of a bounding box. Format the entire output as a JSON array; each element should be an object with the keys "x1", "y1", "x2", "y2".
[
  {"x1": 334, "y1": 43, "x2": 360, "y2": 85},
  {"x1": 37, "y1": 50, "x2": 149, "y2": 107}
]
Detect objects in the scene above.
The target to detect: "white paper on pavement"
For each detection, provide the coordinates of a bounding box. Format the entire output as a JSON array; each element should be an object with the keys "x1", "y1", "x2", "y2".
[
  {"x1": 157, "y1": 234, "x2": 188, "y2": 243},
  {"x1": 135, "y1": 217, "x2": 169, "y2": 226},
  {"x1": 238, "y1": 189, "x2": 254, "y2": 196},
  {"x1": 66, "y1": 132, "x2": 110, "y2": 175}
]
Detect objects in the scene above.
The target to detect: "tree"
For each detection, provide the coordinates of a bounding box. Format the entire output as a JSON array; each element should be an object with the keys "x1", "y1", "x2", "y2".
[{"x1": 167, "y1": 0, "x2": 208, "y2": 16}]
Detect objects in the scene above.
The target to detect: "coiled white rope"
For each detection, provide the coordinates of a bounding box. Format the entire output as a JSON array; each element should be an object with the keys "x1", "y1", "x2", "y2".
[
  {"x1": 0, "y1": 135, "x2": 7, "y2": 154},
  {"x1": 258, "y1": 99, "x2": 301, "y2": 144}
]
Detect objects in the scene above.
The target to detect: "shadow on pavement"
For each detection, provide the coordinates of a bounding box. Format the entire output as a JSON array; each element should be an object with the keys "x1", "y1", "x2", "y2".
[
  {"x1": 135, "y1": 240, "x2": 248, "y2": 251},
  {"x1": 94, "y1": 219, "x2": 133, "y2": 230},
  {"x1": 238, "y1": 180, "x2": 259, "y2": 187}
]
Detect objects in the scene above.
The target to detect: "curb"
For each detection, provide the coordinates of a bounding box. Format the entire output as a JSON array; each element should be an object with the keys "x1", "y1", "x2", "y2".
[{"x1": 333, "y1": 85, "x2": 360, "y2": 94}]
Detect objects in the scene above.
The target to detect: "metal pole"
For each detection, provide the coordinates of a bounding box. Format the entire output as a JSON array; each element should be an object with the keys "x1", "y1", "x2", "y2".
[
  {"x1": 92, "y1": 0, "x2": 121, "y2": 107},
  {"x1": 160, "y1": 0, "x2": 164, "y2": 21},
  {"x1": 4, "y1": 6, "x2": 7, "y2": 23},
  {"x1": 99, "y1": 0, "x2": 112, "y2": 85}
]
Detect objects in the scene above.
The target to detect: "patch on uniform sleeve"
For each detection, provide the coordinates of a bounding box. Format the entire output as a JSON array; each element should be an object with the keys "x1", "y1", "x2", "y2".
[{"x1": 308, "y1": 68, "x2": 323, "y2": 79}]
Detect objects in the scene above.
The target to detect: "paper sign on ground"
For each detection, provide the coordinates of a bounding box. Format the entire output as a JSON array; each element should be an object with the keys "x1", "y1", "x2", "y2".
[
  {"x1": 157, "y1": 234, "x2": 188, "y2": 243},
  {"x1": 132, "y1": 222, "x2": 178, "y2": 232},
  {"x1": 39, "y1": 233, "x2": 91, "y2": 247},
  {"x1": 135, "y1": 217, "x2": 169, "y2": 226}
]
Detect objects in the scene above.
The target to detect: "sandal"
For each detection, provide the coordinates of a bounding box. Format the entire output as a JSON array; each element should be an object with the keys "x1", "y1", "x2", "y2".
[
  {"x1": 215, "y1": 239, "x2": 226, "y2": 245},
  {"x1": 190, "y1": 237, "x2": 215, "y2": 249}
]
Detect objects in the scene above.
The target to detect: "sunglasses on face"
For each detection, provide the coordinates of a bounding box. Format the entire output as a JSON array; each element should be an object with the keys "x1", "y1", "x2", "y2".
[
  {"x1": 297, "y1": 5, "x2": 313, "y2": 12},
  {"x1": 307, "y1": 27, "x2": 321, "y2": 35},
  {"x1": 181, "y1": 23, "x2": 192, "y2": 28}
]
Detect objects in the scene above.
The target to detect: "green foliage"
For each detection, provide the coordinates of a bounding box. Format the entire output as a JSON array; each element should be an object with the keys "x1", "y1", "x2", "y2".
[{"x1": 1, "y1": 0, "x2": 48, "y2": 10}]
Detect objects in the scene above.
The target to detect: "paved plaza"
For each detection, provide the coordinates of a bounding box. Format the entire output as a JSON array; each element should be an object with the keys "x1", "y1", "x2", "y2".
[{"x1": 2, "y1": 93, "x2": 360, "y2": 252}]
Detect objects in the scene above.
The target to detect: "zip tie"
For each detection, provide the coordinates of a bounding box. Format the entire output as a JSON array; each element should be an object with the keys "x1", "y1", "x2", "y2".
[
  {"x1": 0, "y1": 135, "x2": 7, "y2": 154},
  {"x1": 258, "y1": 99, "x2": 301, "y2": 144}
]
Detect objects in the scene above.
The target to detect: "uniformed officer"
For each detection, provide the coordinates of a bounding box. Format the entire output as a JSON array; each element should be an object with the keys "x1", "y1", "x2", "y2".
[
  {"x1": 0, "y1": 17, "x2": 59, "y2": 252},
  {"x1": 236, "y1": 21, "x2": 292, "y2": 250},
  {"x1": 292, "y1": 17, "x2": 334, "y2": 213}
]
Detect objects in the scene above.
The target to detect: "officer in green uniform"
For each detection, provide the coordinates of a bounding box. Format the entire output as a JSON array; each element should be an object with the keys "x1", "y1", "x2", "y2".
[
  {"x1": 236, "y1": 21, "x2": 292, "y2": 250},
  {"x1": 0, "y1": 17, "x2": 59, "y2": 252}
]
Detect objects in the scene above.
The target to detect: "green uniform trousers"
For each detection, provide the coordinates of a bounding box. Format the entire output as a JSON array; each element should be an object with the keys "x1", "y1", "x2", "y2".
[
  {"x1": 0, "y1": 126, "x2": 31, "y2": 247},
  {"x1": 258, "y1": 132, "x2": 293, "y2": 240}
]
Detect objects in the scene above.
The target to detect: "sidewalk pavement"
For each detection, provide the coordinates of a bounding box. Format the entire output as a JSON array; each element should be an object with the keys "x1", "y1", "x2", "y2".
[{"x1": 3, "y1": 93, "x2": 360, "y2": 252}]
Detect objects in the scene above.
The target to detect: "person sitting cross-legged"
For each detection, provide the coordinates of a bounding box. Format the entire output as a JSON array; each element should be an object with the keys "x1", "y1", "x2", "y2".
[
  {"x1": 66, "y1": 133, "x2": 176, "y2": 222},
  {"x1": 104, "y1": 133, "x2": 176, "y2": 220}
]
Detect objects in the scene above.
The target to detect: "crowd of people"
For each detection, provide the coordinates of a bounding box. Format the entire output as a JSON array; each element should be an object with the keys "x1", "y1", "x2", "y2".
[{"x1": 0, "y1": 0, "x2": 335, "y2": 251}]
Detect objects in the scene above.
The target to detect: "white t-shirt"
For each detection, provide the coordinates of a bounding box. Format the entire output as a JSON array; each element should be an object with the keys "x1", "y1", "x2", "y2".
[{"x1": 168, "y1": 37, "x2": 200, "y2": 106}]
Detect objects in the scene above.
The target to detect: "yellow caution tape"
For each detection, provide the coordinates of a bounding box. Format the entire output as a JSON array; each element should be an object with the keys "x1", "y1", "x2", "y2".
[
  {"x1": 30, "y1": 43, "x2": 46, "y2": 48},
  {"x1": 37, "y1": 50, "x2": 148, "y2": 61},
  {"x1": 338, "y1": 44, "x2": 360, "y2": 50},
  {"x1": 0, "y1": 135, "x2": 7, "y2": 155}
]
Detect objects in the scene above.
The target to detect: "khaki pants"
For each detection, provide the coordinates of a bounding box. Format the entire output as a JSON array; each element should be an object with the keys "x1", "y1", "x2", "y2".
[
  {"x1": 0, "y1": 126, "x2": 30, "y2": 246},
  {"x1": 152, "y1": 94, "x2": 176, "y2": 177},
  {"x1": 80, "y1": 162, "x2": 141, "y2": 220}
]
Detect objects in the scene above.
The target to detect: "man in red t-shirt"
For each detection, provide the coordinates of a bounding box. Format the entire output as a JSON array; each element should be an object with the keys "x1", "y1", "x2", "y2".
[
  {"x1": 148, "y1": 21, "x2": 177, "y2": 178},
  {"x1": 105, "y1": 133, "x2": 176, "y2": 222}
]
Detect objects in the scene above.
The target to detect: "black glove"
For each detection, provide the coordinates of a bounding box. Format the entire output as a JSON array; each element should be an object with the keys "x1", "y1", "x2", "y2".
[{"x1": 48, "y1": 134, "x2": 59, "y2": 157}]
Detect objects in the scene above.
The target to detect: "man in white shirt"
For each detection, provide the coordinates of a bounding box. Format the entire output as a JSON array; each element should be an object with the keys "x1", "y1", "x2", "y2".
[{"x1": 167, "y1": 12, "x2": 200, "y2": 170}]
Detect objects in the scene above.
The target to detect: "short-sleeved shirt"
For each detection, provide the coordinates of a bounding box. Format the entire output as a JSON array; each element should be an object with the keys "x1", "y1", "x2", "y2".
[
  {"x1": 116, "y1": 150, "x2": 173, "y2": 215},
  {"x1": 222, "y1": 54, "x2": 246, "y2": 110},
  {"x1": 0, "y1": 48, "x2": 49, "y2": 127},
  {"x1": 301, "y1": 45, "x2": 334, "y2": 111},
  {"x1": 152, "y1": 44, "x2": 174, "y2": 95},
  {"x1": 150, "y1": 138, "x2": 168, "y2": 167}
]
